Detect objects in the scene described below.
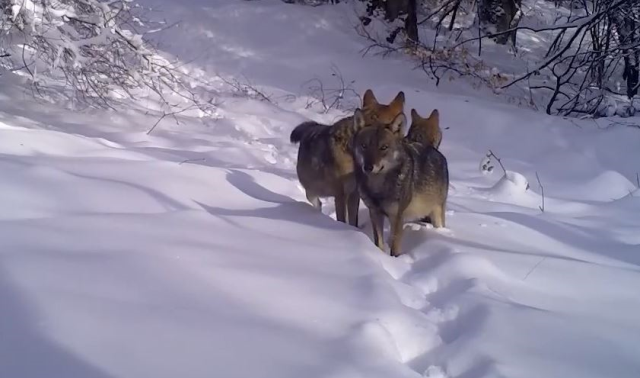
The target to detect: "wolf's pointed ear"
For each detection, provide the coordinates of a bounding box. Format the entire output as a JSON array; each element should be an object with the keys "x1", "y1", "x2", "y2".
[
  {"x1": 426, "y1": 109, "x2": 439, "y2": 126},
  {"x1": 388, "y1": 113, "x2": 406, "y2": 134},
  {"x1": 410, "y1": 108, "x2": 421, "y2": 122},
  {"x1": 353, "y1": 108, "x2": 366, "y2": 130},
  {"x1": 390, "y1": 91, "x2": 405, "y2": 113},
  {"x1": 362, "y1": 89, "x2": 379, "y2": 108}
]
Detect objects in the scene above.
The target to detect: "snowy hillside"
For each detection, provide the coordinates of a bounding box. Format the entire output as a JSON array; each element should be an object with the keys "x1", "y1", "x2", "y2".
[{"x1": 1, "y1": 1, "x2": 640, "y2": 378}]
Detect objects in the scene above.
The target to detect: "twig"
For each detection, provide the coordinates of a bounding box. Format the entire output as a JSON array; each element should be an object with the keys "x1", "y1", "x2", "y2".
[
  {"x1": 487, "y1": 150, "x2": 507, "y2": 176},
  {"x1": 179, "y1": 157, "x2": 206, "y2": 165},
  {"x1": 301, "y1": 64, "x2": 359, "y2": 113},
  {"x1": 217, "y1": 74, "x2": 274, "y2": 104},
  {"x1": 147, "y1": 105, "x2": 196, "y2": 135},
  {"x1": 522, "y1": 257, "x2": 546, "y2": 282},
  {"x1": 536, "y1": 172, "x2": 545, "y2": 212},
  {"x1": 146, "y1": 112, "x2": 170, "y2": 135}
]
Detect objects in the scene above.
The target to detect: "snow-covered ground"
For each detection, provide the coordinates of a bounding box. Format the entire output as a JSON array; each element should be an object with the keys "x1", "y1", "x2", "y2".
[{"x1": 1, "y1": 1, "x2": 640, "y2": 378}]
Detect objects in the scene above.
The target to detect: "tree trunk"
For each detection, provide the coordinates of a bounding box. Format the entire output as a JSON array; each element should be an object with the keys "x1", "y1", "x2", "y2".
[
  {"x1": 478, "y1": 0, "x2": 522, "y2": 46},
  {"x1": 611, "y1": 1, "x2": 640, "y2": 99},
  {"x1": 405, "y1": 0, "x2": 419, "y2": 44},
  {"x1": 361, "y1": 0, "x2": 418, "y2": 44}
]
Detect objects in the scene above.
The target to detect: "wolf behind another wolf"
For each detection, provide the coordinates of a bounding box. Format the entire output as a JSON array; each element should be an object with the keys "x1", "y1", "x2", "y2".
[
  {"x1": 406, "y1": 108, "x2": 442, "y2": 149},
  {"x1": 290, "y1": 89, "x2": 405, "y2": 227}
]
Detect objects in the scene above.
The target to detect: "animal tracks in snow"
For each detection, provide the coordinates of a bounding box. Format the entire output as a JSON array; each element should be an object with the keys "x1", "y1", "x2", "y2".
[{"x1": 367, "y1": 222, "x2": 512, "y2": 378}]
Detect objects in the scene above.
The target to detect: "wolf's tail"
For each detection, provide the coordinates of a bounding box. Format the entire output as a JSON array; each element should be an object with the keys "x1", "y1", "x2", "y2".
[{"x1": 290, "y1": 121, "x2": 324, "y2": 144}]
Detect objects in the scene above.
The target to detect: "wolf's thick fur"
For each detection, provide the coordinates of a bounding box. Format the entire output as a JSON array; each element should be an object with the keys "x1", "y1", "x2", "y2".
[
  {"x1": 354, "y1": 114, "x2": 449, "y2": 256},
  {"x1": 406, "y1": 108, "x2": 443, "y2": 225},
  {"x1": 406, "y1": 108, "x2": 442, "y2": 149},
  {"x1": 290, "y1": 89, "x2": 405, "y2": 226}
]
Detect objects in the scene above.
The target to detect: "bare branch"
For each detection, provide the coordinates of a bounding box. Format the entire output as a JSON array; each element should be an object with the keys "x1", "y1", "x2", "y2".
[
  {"x1": 536, "y1": 172, "x2": 545, "y2": 213},
  {"x1": 488, "y1": 150, "x2": 507, "y2": 176}
]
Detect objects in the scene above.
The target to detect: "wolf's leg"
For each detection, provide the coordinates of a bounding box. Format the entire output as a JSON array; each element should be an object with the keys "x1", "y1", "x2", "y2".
[
  {"x1": 369, "y1": 209, "x2": 385, "y2": 251},
  {"x1": 347, "y1": 191, "x2": 360, "y2": 227},
  {"x1": 334, "y1": 187, "x2": 347, "y2": 223},
  {"x1": 432, "y1": 203, "x2": 446, "y2": 228},
  {"x1": 389, "y1": 211, "x2": 405, "y2": 257},
  {"x1": 306, "y1": 191, "x2": 322, "y2": 211}
]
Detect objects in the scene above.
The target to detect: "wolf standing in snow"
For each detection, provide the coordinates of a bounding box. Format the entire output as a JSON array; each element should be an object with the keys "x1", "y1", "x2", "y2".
[
  {"x1": 290, "y1": 89, "x2": 405, "y2": 227},
  {"x1": 353, "y1": 111, "x2": 449, "y2": 256},
  {"x1": 405, "y1": 107, "x2": 443, "y2": 225}
]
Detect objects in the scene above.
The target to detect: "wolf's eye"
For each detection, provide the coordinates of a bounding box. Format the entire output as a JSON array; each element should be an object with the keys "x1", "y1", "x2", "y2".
[
  {"x1": 361, "y1": 143, "x2": 367, "y2": 149},
  {"x1": 380, "y1": 145, "x2": 388, "y2": 151}
]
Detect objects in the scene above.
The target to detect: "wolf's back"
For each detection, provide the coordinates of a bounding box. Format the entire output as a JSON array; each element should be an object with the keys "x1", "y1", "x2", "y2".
[{"x1": 290, "y1": 121, "x2": 326, "y2": 144}]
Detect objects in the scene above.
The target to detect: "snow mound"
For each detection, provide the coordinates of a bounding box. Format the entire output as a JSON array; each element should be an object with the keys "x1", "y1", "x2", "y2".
[
  {"x1": 579, "y1": 170, "x2": 637, "y2": 202},
  {"x1": 470, "y1": 171, "x2": 542, "y2": 209}
]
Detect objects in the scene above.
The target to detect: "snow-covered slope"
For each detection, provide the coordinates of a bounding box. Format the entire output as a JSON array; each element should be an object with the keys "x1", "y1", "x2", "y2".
[{"x1": 1, "y1": 1, "x2": 640, "y2": 378}]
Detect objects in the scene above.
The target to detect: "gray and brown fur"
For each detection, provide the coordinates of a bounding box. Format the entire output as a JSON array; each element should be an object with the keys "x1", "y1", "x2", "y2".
[
  {"x1": 354, "y1": 114, "x2": 449, "y2": 256},
  {"x1": 406, "y1": 108, "x2": 442, "y2": 149},
  {"x1": 290, "y1": 89, "x2": 405, "y2": 227}
]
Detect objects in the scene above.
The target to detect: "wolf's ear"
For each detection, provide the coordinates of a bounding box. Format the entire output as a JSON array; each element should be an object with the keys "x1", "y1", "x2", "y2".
[
  {"x1": 353, "y1": 108, "x2": 366, "y2": 130},
  {"x1": 362, "y1": 89, "x2": 378, "y2": 108},
  {"x1": 387, "y1": 113, "x2": 406, "y2": 134},
  {"x1": 426, "y1": 109, "x2": 439, "y2": 127},
  {"x1": 427, "y1": 109, "x2": 439, "y2": 121},
  {"x1": 410, "y1": 108, "x2": 421, "y2": 123},
  {"x1": 389, "y1": 91, "x2": 405, "y2": 114}
]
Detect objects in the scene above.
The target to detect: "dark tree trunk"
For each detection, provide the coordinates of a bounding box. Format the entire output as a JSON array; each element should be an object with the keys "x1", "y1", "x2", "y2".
[
  {"x1": 478, "y1": 0, "x2": 522, "y2": 46},
  {"x1": 360, "y1": 0, "x2": 418, "y2": 44},
  {"x1": 611, "y1": 1, "x2": 640, "y2": 99},
  {"x1": 405, "y1": 0, "x2": 419, "y2": 44}
]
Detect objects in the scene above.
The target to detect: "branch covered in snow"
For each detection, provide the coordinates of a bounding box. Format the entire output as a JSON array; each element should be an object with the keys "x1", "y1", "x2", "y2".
[{"x1": 0, "y1": 0, "x2": 218, "y2": 121}]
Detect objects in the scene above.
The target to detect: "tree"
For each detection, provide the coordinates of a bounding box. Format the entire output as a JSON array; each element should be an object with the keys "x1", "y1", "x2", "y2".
[
  {"x1": 361, "y1": 0, "x2": 419, "y2": 44},
  {"x1": 610, "y1": 1, "x2": 640, "y2": 99},
  {"x1": 478, "y1": 0, "x2": 522, "y2": 46}
]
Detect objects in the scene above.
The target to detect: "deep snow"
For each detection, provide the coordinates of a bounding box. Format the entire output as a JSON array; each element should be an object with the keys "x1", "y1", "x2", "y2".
[{"x1": 1, "y1": 1, "x2": 640, "y2": 378}]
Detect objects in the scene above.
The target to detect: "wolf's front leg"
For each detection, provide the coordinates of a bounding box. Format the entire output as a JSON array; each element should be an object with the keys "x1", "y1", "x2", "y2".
[
  {"x1": 389, "y1": 211, "x2": 405, "y2": 257},
  {"x1": 347, "y1": 190, "x2": 360, "y2": 227},
  {"x1": 369, "y1": 209, "x2": 385, "y2": 251},
  {"x1": 306, "y1": 191, "x2": 322, "y2": 211},
  {"x1": 432, "y1": 202, "x2": 446, "y2": 228},
  {"x1": 334, "y1": 187, "x2": 347, "y2": 224}
]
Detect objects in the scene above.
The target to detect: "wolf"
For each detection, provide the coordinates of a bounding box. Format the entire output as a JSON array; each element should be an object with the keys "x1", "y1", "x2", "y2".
[
  {"x1": 353, "y1": 112, "x2": 449, "y2": 256},
  {"x1": 406, "y1": 108, "x2": 443, "y2": 225},
  {"x1": 290, "y1": 89, "x2": 405, "y2": 227},
  {"x1": 406, "y1": 108, "x2": 442, "y2": 149}
]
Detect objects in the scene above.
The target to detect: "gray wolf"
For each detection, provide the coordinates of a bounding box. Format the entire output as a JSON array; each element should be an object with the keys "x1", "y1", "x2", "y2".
[
  {"x1": 353, "y1": 111, "x2": 449, "y2": 256},
  {"x1": 290, "y1": 89, "x2": 405, "y2": 227},
  {"x1": 406, "y1": 108, "x2": 442, "y2": 149}
]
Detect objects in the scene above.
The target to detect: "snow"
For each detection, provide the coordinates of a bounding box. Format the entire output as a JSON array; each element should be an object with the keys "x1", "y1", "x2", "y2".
[{"x1": 1, "y1": 1, "x2": 640, "y2": 378}]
